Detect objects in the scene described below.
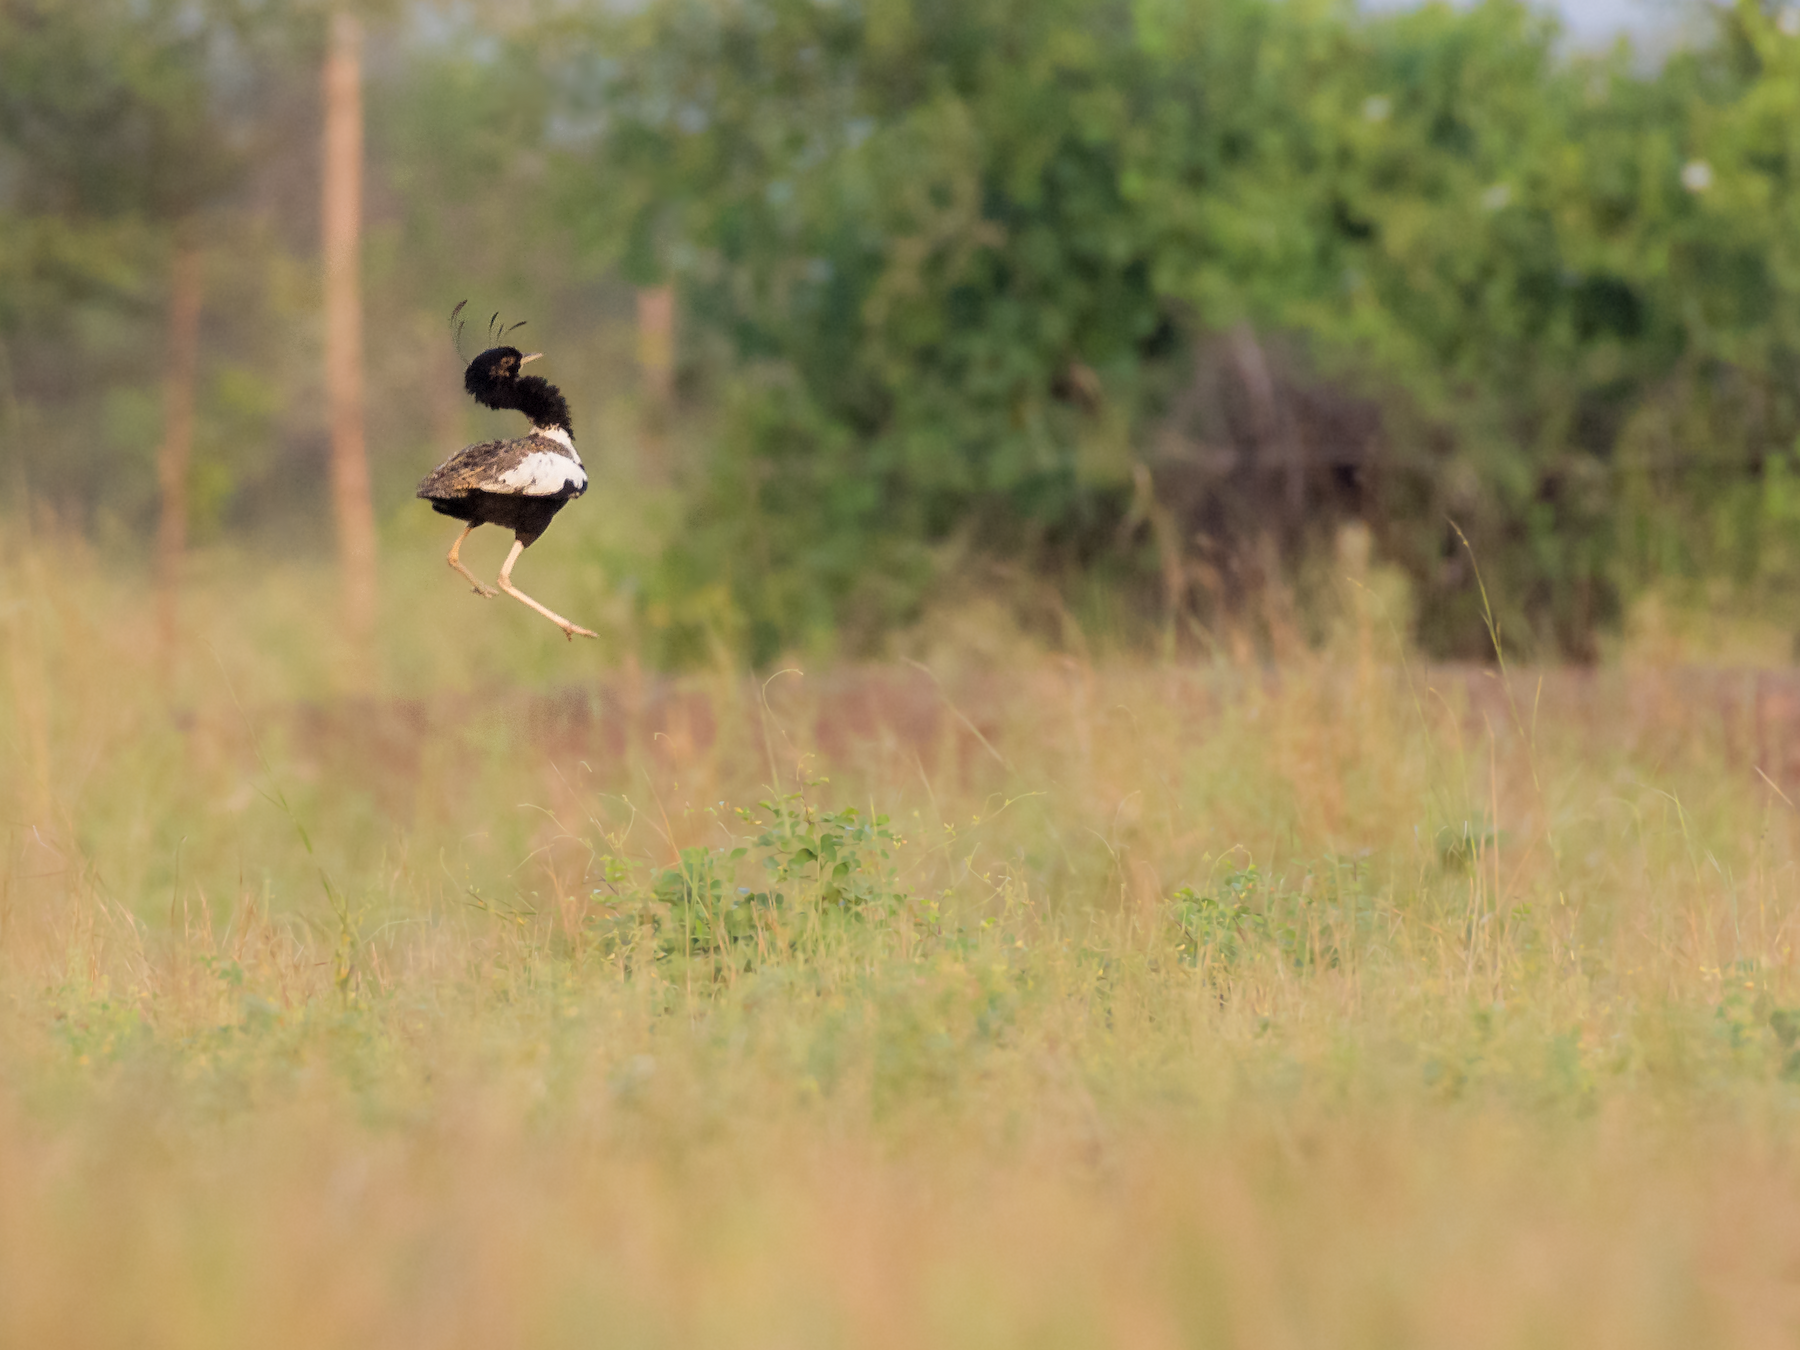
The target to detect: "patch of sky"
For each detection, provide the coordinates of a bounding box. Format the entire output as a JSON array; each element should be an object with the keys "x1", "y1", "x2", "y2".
[{"x1": 1359, "y1": 0, "x2": 1707, "y2": 52}]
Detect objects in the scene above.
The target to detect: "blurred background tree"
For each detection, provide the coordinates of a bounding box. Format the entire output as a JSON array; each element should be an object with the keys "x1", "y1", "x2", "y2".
[
  {"x1": 0, "y1": 0, "x2": 243, "y2": 623},
  {"x1": 6, "y1": 0, "x2": 1800, "y2": 670}
]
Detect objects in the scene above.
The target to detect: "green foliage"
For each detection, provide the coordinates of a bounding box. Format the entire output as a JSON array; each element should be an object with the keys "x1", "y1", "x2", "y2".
[
  {"x1": 1169, "y1": 859, "x2": 1374, "y2": 971},
  {"x1": 591, "y1": 787, "x2": 903, "y2": 964},
  {"x1": 0, "y1": 0, "x2": 242, "y2": 223},
  {"x1": 557, "y1": 0, "x2": 1172, "y2": 658},
  {"x1": 0, "y1": 0, "x2": 257, "y2": 526},
  {"x1": 749, "y1": 791, "x2": 902, "y2": 918},
  {"x1": 549, "y1": 0, "x2": 1800, "y2": 660},
  {"x1": 647, "y1": 844, "x2": 772, "y2": 954},
  {"x1": 1171, "y1": 867, "x2": 1276, "y2": 969}
]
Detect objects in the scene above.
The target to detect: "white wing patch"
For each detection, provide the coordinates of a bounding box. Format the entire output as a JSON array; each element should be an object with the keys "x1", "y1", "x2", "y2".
[{"x1": 493, "y1": 449, "x2": 587, "y2": 497}]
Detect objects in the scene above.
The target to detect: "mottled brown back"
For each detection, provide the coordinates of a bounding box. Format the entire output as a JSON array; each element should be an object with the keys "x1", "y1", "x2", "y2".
[{"x1": 417, "y1": 438, "x2": 522, "y2": 499}]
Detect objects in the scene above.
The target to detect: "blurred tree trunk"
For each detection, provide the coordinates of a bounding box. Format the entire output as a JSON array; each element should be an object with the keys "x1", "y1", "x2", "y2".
[
  {"x1": 0, "y1": 339, "x2": 25, "y2": 516},
  {"x1": 155, "y1": 225, "x2": 203, "y2": 677},
  {"x1": 1229, "y1": 327, "x2": 1304, "y2": 521},
  {"x1": 636, "y1": 284, "x2": 675, "y2": 482},
  {"x1": 322, "y1": 8, "x2": 376, "y2": 682}
]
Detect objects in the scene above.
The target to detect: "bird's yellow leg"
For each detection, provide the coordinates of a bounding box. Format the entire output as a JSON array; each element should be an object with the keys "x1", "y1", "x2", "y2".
[
  {"x1": 497, "y1": 538, "x2": 597, "y2": 640},
  {"x1": 446, "y1": 523, "x2": 496, "y2": 597}
]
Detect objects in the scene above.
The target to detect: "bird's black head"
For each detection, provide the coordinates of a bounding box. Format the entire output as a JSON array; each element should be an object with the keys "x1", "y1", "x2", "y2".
[
  {"x1": 463, "y1": 345, "x2": 573, "y2": 435},
  {"x1": 463, "y1": 346, "x2": 537, "y2": 405}
]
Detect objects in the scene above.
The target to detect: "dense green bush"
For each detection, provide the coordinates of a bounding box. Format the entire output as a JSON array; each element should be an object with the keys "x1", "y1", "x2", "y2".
[{"x1": 557, "y1": 0, "x2": 1800, "y2": 661}]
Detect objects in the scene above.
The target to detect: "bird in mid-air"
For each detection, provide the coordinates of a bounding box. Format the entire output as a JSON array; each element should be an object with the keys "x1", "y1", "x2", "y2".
[{"x1": 417, "y1": 320, "x2": 596, "y2": 640}]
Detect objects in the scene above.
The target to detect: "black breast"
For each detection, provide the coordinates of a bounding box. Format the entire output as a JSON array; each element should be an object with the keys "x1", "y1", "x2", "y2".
[{"x1": 428, "y1": 491, "x2": 574, "y2": 547}]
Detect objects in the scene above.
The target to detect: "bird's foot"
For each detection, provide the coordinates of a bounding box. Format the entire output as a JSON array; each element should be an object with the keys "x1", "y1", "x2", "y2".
[
  {"x1": 563, "y1": 623, "x2": 599, "y2": 641},
  {"x1": 470, "y1": 583, "x2": 498, "y2": 598}
]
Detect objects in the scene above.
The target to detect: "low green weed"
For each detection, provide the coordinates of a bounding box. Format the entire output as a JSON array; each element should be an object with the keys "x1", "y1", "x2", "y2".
[
  {"x1": 588, "y1": 787, "x2": 904, "y2": 967},
  {"x1": 1168, "y1": 858, "x2": 1376, "y2": 973}
]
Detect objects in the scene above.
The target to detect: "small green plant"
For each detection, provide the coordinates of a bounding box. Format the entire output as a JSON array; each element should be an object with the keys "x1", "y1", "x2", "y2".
[
  {"x1": 1169, "y1": 860, "x2": 1373, "y2": 972},
  {"x1": 1170, "y1": 867, "x2": 1271, "y2": 968},
  {"x1": 655, "y1": 844, "x2": 770, "y2": 955},
  {"x1": 587, "y1": 843, "x2": 770, "y2": 962},
  {"x1": 1436, "y1": 820, "x2": 1501, "y2": 872},
  {"x1": 589, "y1": 788, "x2": 906, "y2": 966},
  {"x1": 748, "y1": 792, "x2": 902, "y2": 920}
]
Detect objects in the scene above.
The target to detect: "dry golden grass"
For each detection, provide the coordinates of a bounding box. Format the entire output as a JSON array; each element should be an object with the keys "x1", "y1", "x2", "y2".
[{"x1": 8, "y1": 532, "x2": 1800, "y2": 1348}]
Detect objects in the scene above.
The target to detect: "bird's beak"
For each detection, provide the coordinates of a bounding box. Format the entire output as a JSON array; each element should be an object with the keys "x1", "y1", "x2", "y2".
[{"x1": 520, "y1": 352, "x2": 543, "y2": 365}]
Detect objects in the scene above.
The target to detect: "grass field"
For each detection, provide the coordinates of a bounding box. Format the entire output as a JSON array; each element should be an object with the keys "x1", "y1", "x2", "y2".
[{"x1": 8, "y1": 532, "x2": 1800, "y2": 1348}]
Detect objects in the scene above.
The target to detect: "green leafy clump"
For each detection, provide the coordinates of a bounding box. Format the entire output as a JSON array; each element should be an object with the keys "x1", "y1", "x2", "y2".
[
  {"x1": 590, "y1": 790, "x2": 905, "y2": 964},
  {"x1": 1171, "y1": 868, "x2": 1275, "y2": 969},
  {"x1": 749, "y1": 794, "x2": 903, "y2": 921},
  {"x1": 1169, "y1": 860, "x2": 1375, "y2": 972}
]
